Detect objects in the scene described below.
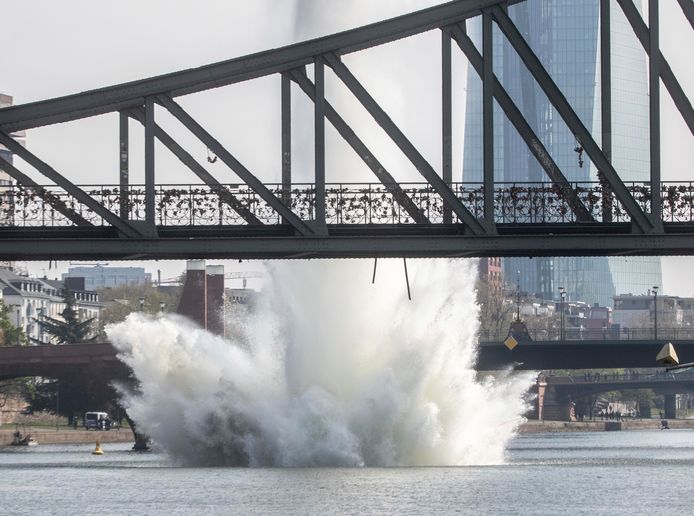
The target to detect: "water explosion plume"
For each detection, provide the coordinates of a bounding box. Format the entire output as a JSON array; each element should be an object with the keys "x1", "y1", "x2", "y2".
[{"x1": 108, "y1": 260, "x2": 534, "y2": 466}]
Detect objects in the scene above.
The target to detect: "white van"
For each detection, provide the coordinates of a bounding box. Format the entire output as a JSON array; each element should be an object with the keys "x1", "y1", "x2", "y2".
[{"x1": 84, "y1": 412, "x2": 109, "y2": 430}]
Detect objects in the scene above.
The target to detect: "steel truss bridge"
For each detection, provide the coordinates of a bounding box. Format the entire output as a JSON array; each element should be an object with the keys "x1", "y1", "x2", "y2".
[{"x1": 1, "y1": 0, "x2": 693, "y2": 260}]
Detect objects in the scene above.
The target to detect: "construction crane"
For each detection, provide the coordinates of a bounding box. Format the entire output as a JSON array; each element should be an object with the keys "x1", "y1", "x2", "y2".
[{"x1": 157, "y1": 271, "x2": 263, "y2": 286}]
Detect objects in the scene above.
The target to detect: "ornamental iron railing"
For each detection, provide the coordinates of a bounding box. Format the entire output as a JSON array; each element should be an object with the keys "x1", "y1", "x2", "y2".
[{"x1": 1, "y1": 181, "x2": 694, "y2": 228}]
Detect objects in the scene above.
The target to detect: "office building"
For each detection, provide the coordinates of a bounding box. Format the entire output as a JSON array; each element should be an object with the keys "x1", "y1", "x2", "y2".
[{"x1": 463, "y1": 0, "x2": 661, "y2": 306}]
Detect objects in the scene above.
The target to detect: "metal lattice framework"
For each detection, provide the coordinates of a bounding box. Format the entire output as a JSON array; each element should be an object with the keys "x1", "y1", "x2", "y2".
[{"x1": 0, "y1": 0, "x2": 692, "y2": 260}]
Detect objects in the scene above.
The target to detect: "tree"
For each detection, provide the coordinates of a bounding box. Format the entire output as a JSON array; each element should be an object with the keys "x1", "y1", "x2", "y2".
[
  {"x1": 35, "y1": 290, "x2": 97, "y2": 344},
  {"x1": 476, "y1": 278, "x2": 516, "y2": 339},
  {"x1": 96, "y1": 282, "x2": 182, "y2": 334},
  {"x1": 0, "y1": 299, "x2": 26, "y2": 346}
]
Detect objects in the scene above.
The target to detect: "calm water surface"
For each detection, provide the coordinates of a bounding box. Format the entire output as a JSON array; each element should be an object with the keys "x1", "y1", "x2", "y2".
[{"x1": 1, "y1": 430, "x2": 693, "y2": 515}]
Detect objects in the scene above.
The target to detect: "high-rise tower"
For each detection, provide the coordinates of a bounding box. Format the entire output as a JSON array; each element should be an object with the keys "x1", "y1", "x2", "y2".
[{"x1": 463, "y1": 0, "x2": 661, "y2": 306}]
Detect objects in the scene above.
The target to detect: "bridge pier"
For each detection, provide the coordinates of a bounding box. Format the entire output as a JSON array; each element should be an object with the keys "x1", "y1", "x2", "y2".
[
  {"x1": 664, "y1": 394, "x2": 677, "y2": 419},
  {"x1": 124, "y1": 413, "x2": 150, "y2": 451}
]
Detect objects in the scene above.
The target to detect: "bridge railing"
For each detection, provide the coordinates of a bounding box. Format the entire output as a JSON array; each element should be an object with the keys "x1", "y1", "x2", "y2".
[
  {"x1": 544, "y1": 369, "x2": 694, "y2": 385},
  {"x1": 478, "y1": 326, "x2": 694, "y2": 343},
  {"x1": 1, "y1": 181, "x2": 693, "y2": 227}
]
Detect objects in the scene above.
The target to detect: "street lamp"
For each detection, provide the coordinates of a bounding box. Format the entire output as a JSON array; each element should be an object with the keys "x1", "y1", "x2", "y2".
[
  {"x1": 653, "y1": 285, "x2": 659, "y2": 340},
  {"x1": 38, "y1": 307, "x2": 45, "y2": 344},
  {"x1": 559, "y1": 286, "x2": 566, "y2": 341},
  {"x1": 15, "y1": 307, "x2": 22, "y2": 346},
  {"x1": 516, "y1": 270, "x2": 521, "y2": 321},
  {"x1": 139, "y1": 297, "x2": 145, "y2": 312}
]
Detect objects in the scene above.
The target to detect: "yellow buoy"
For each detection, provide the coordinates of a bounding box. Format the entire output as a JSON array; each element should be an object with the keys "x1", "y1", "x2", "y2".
[{"x1": 92, "y1": 440, "x2": 104, "y2": 455}]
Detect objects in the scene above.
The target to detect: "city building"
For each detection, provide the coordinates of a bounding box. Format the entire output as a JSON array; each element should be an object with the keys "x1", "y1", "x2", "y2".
[
  {"x1": 463, "y1": 0, "x2": 661, "y2": 307},
  {"x1": 478, "y1": 257, "x2": 503, "y2": 291},
  {"x1": 0, "y1": 268, "x2": 102, "y2": 344},
  {"x1": 613, "y1": 293, "x2": 694, "y2": 331},
  {"x1": 63, "y1": 264, "x2": 151, "y2": 290}
]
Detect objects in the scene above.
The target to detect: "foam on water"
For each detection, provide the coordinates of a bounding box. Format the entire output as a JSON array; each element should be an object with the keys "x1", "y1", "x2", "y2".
[{"x1": 107, "y1": 259, "x2": 534, "y2": 466}]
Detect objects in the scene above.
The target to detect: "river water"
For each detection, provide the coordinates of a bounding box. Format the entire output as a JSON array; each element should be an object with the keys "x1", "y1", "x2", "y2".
[{"x1": 2, "y1": 430, "x2": 693, "y2": 515}]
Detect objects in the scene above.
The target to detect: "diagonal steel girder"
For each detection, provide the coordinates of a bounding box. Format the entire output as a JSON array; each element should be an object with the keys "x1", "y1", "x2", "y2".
[
  {"x1": 287, "y1": 68, "x2": 430, "y2": 224},
  {"x1": 323, "y1": 52, "x2": 491, "y2": 235},
  {"x1": 0, "y1": 132, "x2": 143, "y2": 237},
  {"x1": 0, "y1": 155, "x2": 91, "y2": 226},
  {"x1": 678, "y1": 0, "x2": 694, "y2": 31},
  {"x1": 449, "y1": 23, "x2": 594, "y2": 223},
  {"x1": 491, "y1": 5, "x2": 657, "y2": 234},
  {"x1": 155, "y1": 95, "x2": 315, "y2": 236},
  {"x1": 0, "y1": 0, "x2": 525, "y2": 133},
  {"x1": 125, "y1": 107, "x2": 262, "y2": 225},
  {"x1": 616, "y1": 0, "x2": 694, "y2": 137}
]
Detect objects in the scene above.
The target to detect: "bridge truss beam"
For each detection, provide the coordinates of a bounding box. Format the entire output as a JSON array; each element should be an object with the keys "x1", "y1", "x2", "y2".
[
  {"x1": 2, "y1": 227, "x2": 694, "y2": 261},
  {"x1": 0, "y1": 0, "x2": 692, "y2": 259}
]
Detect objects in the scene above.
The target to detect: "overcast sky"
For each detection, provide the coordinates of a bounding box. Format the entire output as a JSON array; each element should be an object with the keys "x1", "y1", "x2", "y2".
[{"x1": 1, "y1": 0, "x2": 692, "y2": 295}]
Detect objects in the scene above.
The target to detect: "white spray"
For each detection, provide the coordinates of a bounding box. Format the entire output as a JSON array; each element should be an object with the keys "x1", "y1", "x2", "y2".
[{"x1": 108, "y1": 259, "x2": 534, "y2": 466}]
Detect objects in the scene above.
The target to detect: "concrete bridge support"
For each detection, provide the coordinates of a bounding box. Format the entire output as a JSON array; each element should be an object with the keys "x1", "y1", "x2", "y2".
[{"x1": 664, "y1": 394, "x2": 677, "y2": 419}]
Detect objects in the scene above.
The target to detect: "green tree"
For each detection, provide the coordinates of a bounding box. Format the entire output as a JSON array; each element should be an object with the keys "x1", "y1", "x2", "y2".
[
  {"x1": 0, "y1": 299, "x2": 26, "y2": 346},
  {"x1": 35, "y1": 290, "x2": 97, "y2": 344}
]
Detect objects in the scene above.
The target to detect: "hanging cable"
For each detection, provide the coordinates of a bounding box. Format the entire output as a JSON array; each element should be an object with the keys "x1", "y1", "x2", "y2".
[
  {"x1": 403, "y1": 258, "x2": 411, "y2": 301},
  {"x1": 372, "y1": 257, "x2": 378, "y2": 284}
]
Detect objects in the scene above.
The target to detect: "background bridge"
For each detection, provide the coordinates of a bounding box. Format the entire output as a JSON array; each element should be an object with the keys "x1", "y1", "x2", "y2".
[{"x1": 1, "y1": 0, "x2": 692, "y2": 260}]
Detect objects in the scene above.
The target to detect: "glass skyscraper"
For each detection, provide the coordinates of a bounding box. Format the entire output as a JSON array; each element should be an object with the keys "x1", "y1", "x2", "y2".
[{"x1": 463, "y1": 0, "x2": 661, "y2": 306}]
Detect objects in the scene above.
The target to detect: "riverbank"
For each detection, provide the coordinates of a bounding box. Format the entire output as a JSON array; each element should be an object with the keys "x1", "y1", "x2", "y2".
[
  {"x1": 0, "y1": 426, "x2": 134, "y2": 446},
  {"x1": 519, "y1": 419, "x2": 694, "y2": 433}
]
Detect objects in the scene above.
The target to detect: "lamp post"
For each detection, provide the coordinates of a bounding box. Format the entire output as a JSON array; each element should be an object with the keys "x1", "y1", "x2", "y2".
[
  {"x1": 139, "y1": 297, "x2": 145, "y2": 312},
  {"x1": 516, "y1": 270, "x2": 521, "y2": 321},
  {"x1": 653, "y1": 285, "x2": 659, "y2": 340},
  {"x1": 16, "y1": 307, "x2": 21, "y2": 346},
  {"x1": 38, "y1": 307, "x2": 45, "y2": 344},
  {"x1": 559, "y1": 286, "x2": 566, "y2": 341}
]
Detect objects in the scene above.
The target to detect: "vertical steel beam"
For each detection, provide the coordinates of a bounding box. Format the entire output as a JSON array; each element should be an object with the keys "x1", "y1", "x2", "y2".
[
  {"x1": 600, "y1": 0, "x2": 613, "y2": 222},
  {"x1": 442, "y1": 28, "x2": 453, "y2": 224},
  {"x1": 482, "y1": 11, "x2": 494, "y2": 224},
  {"x1": 144, "y1": 97, "x2": 156, "y2": 226},
  {"x1": 600, "y1": 0, "x2": 612, "y2": 163},
  {"x1": 281, "y1": 74, "x2": 292, "y2": 215},
  {"x1": 119, "y1": 112, "x2": 129, "y2": 220},
  {"x1": 649, "y1": 0, "x2": 661, "y2": 221},
  {"x1": 314, "y1": 59, "x2": 326, "y2": 226}
]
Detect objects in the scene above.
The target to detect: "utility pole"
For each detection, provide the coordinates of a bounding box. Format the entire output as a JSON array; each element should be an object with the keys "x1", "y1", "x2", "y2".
[
  {"x1": 653, "y1": 285, "x2": 659, "y2": 340},
  {"x1": 559, "y1": 286, "x2": 566, "y2": 341}
]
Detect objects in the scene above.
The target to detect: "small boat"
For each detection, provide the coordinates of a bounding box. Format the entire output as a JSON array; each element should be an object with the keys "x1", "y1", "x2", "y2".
[{"x1": 11, "y1": 430, "x2": 38, "y2": 447}]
